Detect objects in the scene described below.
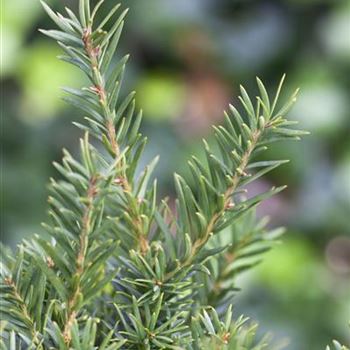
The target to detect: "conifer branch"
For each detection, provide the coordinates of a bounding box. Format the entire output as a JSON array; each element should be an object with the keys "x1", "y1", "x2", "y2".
[
  {"x1": 182, "y1": 128, "x2": 262, "y2": 268},
  {"x1": 2, "y1": 277, "x2": 41, "y2": 347},
  {"x1": 0, "y1": 246, "x2": 45, "y2": 348},
  {"x1": 195, "y1": 211, "x2": 284, "y2": 308},
  {"x1": 0, "y1": 1, "x2": 315, "y2": 349},
  {"x1": 165, "y1": 78, "x2": 307, "y2": 281},
  {"x1": 62, "y1": 175, "x2": 97, "y2": 344},
  {"x1": 39, "y1": 0, "x2": 154, "y2": 256},
  {"x1": 65, "y1": 3, "x2": 150, "y2": 254}
]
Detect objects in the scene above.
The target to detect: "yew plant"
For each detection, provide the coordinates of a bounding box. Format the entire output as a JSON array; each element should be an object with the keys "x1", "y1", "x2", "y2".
[{"x1": 3, "y1": 1, "x2": 346, "y2": 349}]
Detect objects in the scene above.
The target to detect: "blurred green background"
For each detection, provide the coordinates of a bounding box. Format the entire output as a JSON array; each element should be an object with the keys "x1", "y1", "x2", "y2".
[{"x1": 1, "y1": 0, "x2": 350, "y2": 348}]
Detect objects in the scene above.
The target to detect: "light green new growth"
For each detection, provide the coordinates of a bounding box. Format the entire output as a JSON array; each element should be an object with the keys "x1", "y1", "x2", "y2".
[{"x1": 4, "y1": 1, "x2": 339, "y2": 349}]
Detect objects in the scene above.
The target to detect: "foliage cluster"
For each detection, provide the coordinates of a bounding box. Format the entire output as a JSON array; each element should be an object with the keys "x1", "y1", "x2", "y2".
[{"x1": 1, "y1": 1, "x2": 346, "y2": 349}]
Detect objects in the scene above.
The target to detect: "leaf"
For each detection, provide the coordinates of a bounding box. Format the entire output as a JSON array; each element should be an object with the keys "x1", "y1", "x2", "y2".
[
  {"x1": 239, "y1": 85, "x2": 256, "y2": 125},
  {"x1": 256, "y1": 77, "x2": 270, "y2": 116},
  {"x1": 135, "y1": 156, "x2": 159, "y2": 198},
  {"x1": 271, "y1": 73, "x2": 286, "y2": 114},
  {"x1": 79, "y1": 0, "x2": 87, "y2": 27},
  {"x1": 96, "y1": 3, "x2": 122, "y2": 32},
  {"x1": 41, "y1": 1, "x2": 75, "y2": 34},
  {"x1": 39, "y1": 29, "x2": 82, "y2": 47},
  {"x1": 101, "y1": 21, "x2": 125, "y2": 73},
  {"x1": 29, "y1": 254, "x2": 67, "y2": 301}
]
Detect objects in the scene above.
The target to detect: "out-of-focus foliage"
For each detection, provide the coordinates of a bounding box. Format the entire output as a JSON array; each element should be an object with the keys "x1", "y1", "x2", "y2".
[{"x1": 1, "y1": 0, "x2": 349, "y2": 349}]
